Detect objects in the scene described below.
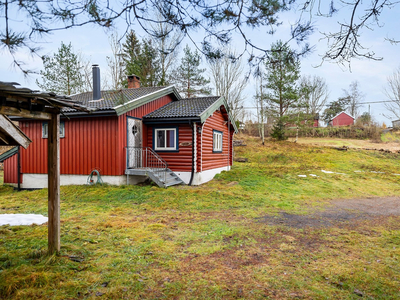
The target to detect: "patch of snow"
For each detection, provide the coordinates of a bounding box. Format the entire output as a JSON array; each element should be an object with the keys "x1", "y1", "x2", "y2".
[
  {"x1": 393, "y1": 174, "x2": 400, "y2": 176},
  {"x1": 309, "y1": 174, "x2": 318, "y2": 177},
  {"x1": 321, "y1": 170, "x2": 335, "y2": 174},
  {"x1": 298, "y1": 175, "x2": 307, "y2": 178},
  {"x1": 370, "y1": 171, "x2": 385, "y2": 174},
  {"x1": 0, "y1": 214, "x2": 48, "y2": 226},
  {"x1": 354, "y1": 170, "x2": 364, "y2": 173},
  {"x1": 321, "y1": 170, "x2": 346, "y2": 175}
]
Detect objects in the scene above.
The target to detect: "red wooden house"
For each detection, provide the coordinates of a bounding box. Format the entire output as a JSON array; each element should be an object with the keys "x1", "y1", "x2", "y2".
[
  {"x1": 328, "y1": 111, "x2": 355, "y2": 127},
  {"x1": 3, "y1": 68, "x2": 237, "y2": 188}
]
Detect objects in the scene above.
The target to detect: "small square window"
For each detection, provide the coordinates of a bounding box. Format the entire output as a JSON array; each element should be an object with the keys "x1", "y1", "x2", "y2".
[
  {"x1": 42, "y1": 122, "x2": 65, "y2": 138},
  {"x1": 213, "y1": 130, "x2": 223, "y2": 152},
  {"x1": 154, "y1": 128, "x2": 177, "y2": 151}
]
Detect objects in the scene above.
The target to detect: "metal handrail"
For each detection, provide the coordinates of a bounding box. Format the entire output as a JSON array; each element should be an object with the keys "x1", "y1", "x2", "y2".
[{"x1": 126, "y1": 147, "x2": 169, "y2": 182}]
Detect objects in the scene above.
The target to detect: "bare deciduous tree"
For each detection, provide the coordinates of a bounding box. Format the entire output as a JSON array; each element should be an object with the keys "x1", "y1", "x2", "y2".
[
  {"x1": 384, "y1": 66, "x2": 400, "y2": 119},
  {"x1": 106, "y1": 33, "x2": 124, "y2": 90},
  {"x1": 150, "y1": 15, "x2": 183, "y2": 86},
  {"x1": 299, "y1": 75, "x2": 329, "y2": 115},
  {"x1": 343, "y1": 81, "x2": 364, "y2": 118},
  {"x1": 254, "y1": 76, "x2": 267, "y2": 145},
  {"x1": 2, "y1": 0, "x2": 397, "y2": 75},
  {"x1": 208, "y1": 50, "x2": 247, "y2": 123}
]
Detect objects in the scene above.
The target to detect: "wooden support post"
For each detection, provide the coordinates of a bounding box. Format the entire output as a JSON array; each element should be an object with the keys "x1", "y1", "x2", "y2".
[{"x1": 48, "y1": 113, "x2": 60, "y2": 254}]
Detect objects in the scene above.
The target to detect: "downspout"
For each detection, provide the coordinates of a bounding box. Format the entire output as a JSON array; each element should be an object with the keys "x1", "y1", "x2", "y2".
[
  {"x1": 17, "y1": 146, "x2": 21, "y2": 191},
  {"x1": 188, "y1": 122, "x2": 196, "y2": 185},
  {"x1": 227, "y1": 119, "x2": 230, "y2": 171},
  {"x1": 200, "y1": 121, "x2": 206, "y2": 172}
]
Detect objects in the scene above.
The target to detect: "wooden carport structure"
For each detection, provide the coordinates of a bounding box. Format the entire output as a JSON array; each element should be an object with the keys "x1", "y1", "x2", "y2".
[{"x1": 0, "y1": 81, "x2": 93, "y2": 254}]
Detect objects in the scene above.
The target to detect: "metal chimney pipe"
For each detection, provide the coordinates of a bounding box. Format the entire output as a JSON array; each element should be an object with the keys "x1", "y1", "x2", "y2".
[{"x1": 92, "y1": 64, "x2": 101, "y2": 100}]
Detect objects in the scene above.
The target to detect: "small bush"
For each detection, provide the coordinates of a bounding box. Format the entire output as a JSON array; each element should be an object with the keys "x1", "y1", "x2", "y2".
[{"x1": 270, "y1": 118, "x2": 287, "y2": 141}]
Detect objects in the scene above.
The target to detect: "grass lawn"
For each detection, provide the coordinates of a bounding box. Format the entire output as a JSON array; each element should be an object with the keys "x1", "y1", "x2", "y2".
[
  {"x1": 291, "y1": 136, "x2": 400, "y2": 152},
  {"x1": 1, "y1": 136, "x2": 400, "y2": 299}
]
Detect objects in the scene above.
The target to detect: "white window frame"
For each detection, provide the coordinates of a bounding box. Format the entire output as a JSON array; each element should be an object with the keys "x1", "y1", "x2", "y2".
[
  {"x1": 154, "y1": 128, "x2": 177, "y2": 151},
  {"x1": 213, "y1": 130, "x2": 223, "y2": 152},
  {"x1": 42, "y1": 122, "x2": 65, "y2": 138}
]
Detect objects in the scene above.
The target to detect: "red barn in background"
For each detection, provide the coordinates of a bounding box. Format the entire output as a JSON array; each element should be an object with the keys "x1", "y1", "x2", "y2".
[
  {"x1": 3, "y1": 68, "x2": 237, "y2": 188},
  {"x1": 329, "y1": 111, "x2": 355, "y2": 127}
]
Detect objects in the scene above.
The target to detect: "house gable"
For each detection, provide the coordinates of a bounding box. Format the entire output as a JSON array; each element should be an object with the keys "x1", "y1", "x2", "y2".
[
  {"x1": 142, "y1": 96, "x2": 238, "y2": 133},
  {"x1": 114, "y1": 86, "x2": 181, "y2": 116},
  {"x1": 330, "y1": 111, "x2": 355, "y2": 126}
]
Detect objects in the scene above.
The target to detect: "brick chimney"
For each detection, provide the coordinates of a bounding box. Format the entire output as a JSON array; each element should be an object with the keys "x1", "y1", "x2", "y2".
[{"x1": 127, "y1": 75, "x2": 141, "y2": 89}]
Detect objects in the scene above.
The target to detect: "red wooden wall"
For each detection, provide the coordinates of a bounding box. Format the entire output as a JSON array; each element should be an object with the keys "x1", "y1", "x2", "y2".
[
  {"x1": 19, "y1": 117, "x2": 120, "y2": 175},
  {"x1": 199, "y1": 110, "x2": 233, "y2": 172},
  {"x1": 146, "y1": 124, "x2": 193, "y2": 172},
  {"x1": 18, "y1": 95, "x2": 174, "y2": 176},
  {"x1": 332, "y1": 112, "x2": 354, "y2": 126},
  {"x1": 117, "y1": 95, "x2": 174, "y2": 174},
  {"x1": 10, "y1": 94, "x2": 235, "y2": 180},
  {"x1": 3, "y1": 154, "x2": 20, "y2": 184}
]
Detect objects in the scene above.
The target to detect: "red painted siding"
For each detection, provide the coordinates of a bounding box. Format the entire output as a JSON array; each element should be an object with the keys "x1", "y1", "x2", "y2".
[
  {"x1": 147, "y1": 124, "x2": 193, "y2": 172},
  {"x1": 17, "y1": 95, "x2": 174, "y2": 177},
  {"x1": 117, "y1": 95, "x2": 174, "y2": 174},
  {"x1": 199, "y1": 110, "x2": 232, "y2": 172},
  {"x1": 331, "y1": 112, "x2": 354, "y2": 126},
  {"x1": 4, "y1": 154, "x2": 20, "y2": 184},
  {"x1": 19, "y1": 117, "x2": 120, "y2": 175}
]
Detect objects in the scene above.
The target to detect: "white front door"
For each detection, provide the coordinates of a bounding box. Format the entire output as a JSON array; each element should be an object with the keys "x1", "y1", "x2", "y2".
[{"x1": 127, "y1": 116, "x2": 142, "y2": 168}]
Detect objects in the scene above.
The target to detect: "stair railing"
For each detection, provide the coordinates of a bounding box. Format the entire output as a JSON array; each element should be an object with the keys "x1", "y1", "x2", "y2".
[{"x1": 126, "y1": 147, "x2": 168, "y2": 182}]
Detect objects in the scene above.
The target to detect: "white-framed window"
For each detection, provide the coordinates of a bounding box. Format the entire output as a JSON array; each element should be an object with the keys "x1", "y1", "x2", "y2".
[
  {"x1": 213, "y1": 130, "x2": 223, "y2": 152},
  {"x1": 154, "y1": 128, "x2": 177, "y2": 151},
  {"x1": 42, "y1": 122, "x2": 65, "y2": 138}
]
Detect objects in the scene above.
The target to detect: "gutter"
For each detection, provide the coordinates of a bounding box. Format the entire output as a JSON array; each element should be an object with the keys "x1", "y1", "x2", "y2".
[{"x1": 143, "y1": 117, "x2": 201, "y2": 124}]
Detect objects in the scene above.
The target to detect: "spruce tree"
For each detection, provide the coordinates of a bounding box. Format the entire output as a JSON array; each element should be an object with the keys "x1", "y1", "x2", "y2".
[
  {"x1": 122, "y1": 30, "x2": 142, "y2": 79},
  {"x1": 171, "y1": 45, "x2": 211, "y2": 98},
  {"x1": 36, "y1": 42, "x2": 85, "y2": 95},
  {"x1": 121, "y1": 31, "x2": 160, "y2": 87}
]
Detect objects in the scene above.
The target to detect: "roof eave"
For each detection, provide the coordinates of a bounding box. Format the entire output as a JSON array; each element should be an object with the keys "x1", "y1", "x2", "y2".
[
  {"x1": 199, "y1": 96, "x2": 238, "y2": 133},
  {"x1": 143, "y1": 117, "x2": 201, "y2": 123},
  {"x1": 113, "y1": 86, "x2": 181, "y2": 116},
  {"x1": 0, "y1": 146, "x2": 18, "y2": 162}
]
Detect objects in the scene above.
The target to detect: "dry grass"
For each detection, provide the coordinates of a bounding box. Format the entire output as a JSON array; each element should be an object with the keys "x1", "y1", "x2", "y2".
[
  {"x1": 1, "y1": 135, "x2": 400, "y2": 299},
  {"x1": 291, "y1": 137, "x2": 400, "y2": 152}
]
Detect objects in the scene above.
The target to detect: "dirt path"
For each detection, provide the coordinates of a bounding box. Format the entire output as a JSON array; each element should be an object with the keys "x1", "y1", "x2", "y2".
[{"x1": 258, "y1": 196, "x2": 400, "y2": 228}]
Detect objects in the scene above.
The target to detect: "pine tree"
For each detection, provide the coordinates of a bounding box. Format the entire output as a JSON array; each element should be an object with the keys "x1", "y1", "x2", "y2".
[
  {"x1": 263, "y1": 40, "x2": 301, "y2": 118},
  {"x1": 171, "y1": 45, "x2": 211, "y2": 98},
  {"x1": 36, "y1": 42, "x2": 85, "y2": 95}
]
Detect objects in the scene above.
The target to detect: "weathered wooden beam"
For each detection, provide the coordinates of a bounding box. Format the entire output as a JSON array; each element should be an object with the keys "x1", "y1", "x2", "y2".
[
  {"x1": 48, "y1": 113, "x2": 60, "y2": 254},
  {"x1": 0, "y1": 105, "x2": 52, "y2": 120},
  {"x1": 0, "y1": 115, "x2": 32, "y2": 149}
]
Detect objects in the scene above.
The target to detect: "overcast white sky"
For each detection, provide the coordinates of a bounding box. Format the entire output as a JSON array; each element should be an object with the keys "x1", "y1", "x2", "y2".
[{"x1": 1, "y1": 2, "x2": 400, "y2": 125}]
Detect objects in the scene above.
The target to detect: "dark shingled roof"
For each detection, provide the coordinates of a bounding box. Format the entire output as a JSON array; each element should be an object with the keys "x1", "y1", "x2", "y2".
[
  {"x1": 0, "y1": 147, "x2": 18, "y2": 162},
  {"x1": 143, "y1": 96, "x2": 220, "y2": 119},
  {"x1": 65, "y1": 87, "x2": 166, "y2": 112}
]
